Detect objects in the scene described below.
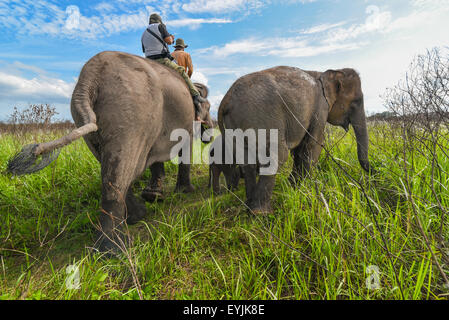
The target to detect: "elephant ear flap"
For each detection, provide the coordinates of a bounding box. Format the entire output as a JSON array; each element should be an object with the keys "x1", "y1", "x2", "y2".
[
  {"x1": 193, "y1": 83, "x2": 209, "y2": 98},
  {"x1": 321, "y1": 70, "x2": 344, "y2": 109}
]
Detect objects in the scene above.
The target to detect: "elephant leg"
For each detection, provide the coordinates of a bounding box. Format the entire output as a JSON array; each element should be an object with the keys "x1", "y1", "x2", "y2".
[
  {"x1": 289, "y1": 146, "x2": 306, "y2": 186},
  {"x1": 175, "y1": 163, "x2": 195, "y2": 193},
  {"x1": 250, "y1": 175, "x2": 277, "y2": 214},
  {"x1": 249, "y1": 143, "x2": 288, "y2": 214},
  {"x1": 142, "y1": 162, "x2": 165, "y2": 203},
  {"x1": 174, "y1": 139, "x2": 195, "y2": 193},
  {"x1": 224, "y1": 165, "x2": 240, "y2": 191},
  {"x1": 126, "y1": 188, "x2": 148, "y2": 225},
  {"x1": 96, "y1": 145, "x2": 147, "y2": 253},
  {"x1": 242, "y1": 164, "x2": 257, "y2": 208},
  {"x1": 209, "y1": 164, "x2": 222, "y2": 194},
  {"x1": 289, "y1": 122, "x2": 325, "y2": 186}
]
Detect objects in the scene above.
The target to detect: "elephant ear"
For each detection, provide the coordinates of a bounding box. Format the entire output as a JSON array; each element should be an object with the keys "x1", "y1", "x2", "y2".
[
  {"x1": 320, "y1": 70, "x2": 345, "y2": 111},
  {"x1": 193, "y1": 83, "x2": 209, "y2": 98}
]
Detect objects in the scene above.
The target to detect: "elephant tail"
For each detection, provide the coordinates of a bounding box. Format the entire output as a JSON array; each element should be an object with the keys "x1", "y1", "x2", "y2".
[{"x1": 7, "y1": 65, "x2": 99, "y2": 176}]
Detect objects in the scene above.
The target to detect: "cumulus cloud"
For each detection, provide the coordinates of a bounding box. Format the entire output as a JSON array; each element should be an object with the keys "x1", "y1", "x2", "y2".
[
  {"x1": 182, "y1": 0, "x2": 264, "y2": 14},
  {"x1": 0, "y1": 61, "x2": 75, "y2": 104},
  {"x1": 196, "y1": 4, "x2": 447, "y2": 60},
  {"x1": 207, "y1": 93, "x2": 225, "y2": 115},
  {"x1": 182, "y1": 0, "x2": 316, "y2": 13},
  {"x1": 191, "y1": 70, "x2": 209, "y2": 86},
  {"x1": 0, "y1": 0, "x2": 233, "y2": 39},
  {"x1": 197, "y1": 34, "x2": 363, "y2": 59},
  {"x1": 301, "y1": 22, "x2": 347, "y2": 35},
  {"x1": 169, "y1": 18, "x2": 233, "y2": 28},
  {"x1": 325, "y1": 6, "x2": 392, "y2": 44}
]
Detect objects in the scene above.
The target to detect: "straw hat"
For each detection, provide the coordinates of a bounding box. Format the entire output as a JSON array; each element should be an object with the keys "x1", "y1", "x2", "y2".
[{"x1": 174, "y1": 38, "x2": 188, "y2": 48}]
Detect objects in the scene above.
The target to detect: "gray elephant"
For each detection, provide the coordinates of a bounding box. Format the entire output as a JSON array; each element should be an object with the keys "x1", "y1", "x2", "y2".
[
  {"x1": 7, "y1": 51, "x2": 213, "y2": 252},
  {"x1": 218, "y1": 66, "x2": 372, "y2": 213}
]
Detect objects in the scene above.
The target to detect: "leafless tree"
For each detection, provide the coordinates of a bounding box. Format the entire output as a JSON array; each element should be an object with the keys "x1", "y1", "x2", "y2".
[{"x1": 384, "y1": 47, "x2": 449, "y2": 290}]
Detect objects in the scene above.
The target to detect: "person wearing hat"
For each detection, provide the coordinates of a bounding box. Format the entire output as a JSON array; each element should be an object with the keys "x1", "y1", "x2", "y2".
[
  {"x1": 171, "y1": 38, "x2": 193, "y2": 78},
  {"x1": 141, "y1": 13, "x2": 206, "y2": 119}
]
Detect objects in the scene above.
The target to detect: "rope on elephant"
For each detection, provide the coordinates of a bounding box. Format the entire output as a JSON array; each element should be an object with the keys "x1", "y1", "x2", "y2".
[{"x1": 7, "y1": 144, "x2": 61, "y2": 176}]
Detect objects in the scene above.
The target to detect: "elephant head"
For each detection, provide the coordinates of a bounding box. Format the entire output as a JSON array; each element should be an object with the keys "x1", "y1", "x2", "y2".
[
  {"x1": 194, "y1": 82, "x2": 214, "y2": 129},
  {"x1": 319, "y1": 69, "x2": 372, "y2": 172},
  {"x1": 194, "y1": 82, "x2": 215, "y2": 144}
]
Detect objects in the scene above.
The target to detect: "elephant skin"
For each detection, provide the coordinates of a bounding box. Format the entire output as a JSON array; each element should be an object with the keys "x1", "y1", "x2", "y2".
[
  {"x1": 11, "y1": 51, "x2": 213, "y2": 253},
  {"x1": 142, "y1": 83, "x2": 213, "y2": 202},
  {"x1": 208, "y1": 135, "x2": 243, "y2": 194}
]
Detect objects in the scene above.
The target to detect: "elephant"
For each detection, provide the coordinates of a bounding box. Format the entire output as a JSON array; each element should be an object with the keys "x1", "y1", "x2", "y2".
[
  {"x1": 218, "y1": 66, "x2": 372, "y2": 214},
  {"x1": 7, "y1": 51, "x2": 213, "y2": 252},
  {"x1": 207, "y1": 134, "x2": 243, "y2": 194},
  {"x1": 142, "y1": 83, "x2": 211, "y2": 202}
]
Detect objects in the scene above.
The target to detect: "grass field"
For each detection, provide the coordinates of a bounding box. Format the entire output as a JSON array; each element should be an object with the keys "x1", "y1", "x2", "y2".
[{"x1": 0, "y1": 122, "x2": 448, "y2": 300}]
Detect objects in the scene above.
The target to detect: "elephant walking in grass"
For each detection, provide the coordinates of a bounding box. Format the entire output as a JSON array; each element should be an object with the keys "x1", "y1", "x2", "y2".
[
  {"x1": 7, "y1": 51, "x2": 213, "y2": 253},
  {"x1": 218, "y1": 66, "x2": 372, "y2": 214}
]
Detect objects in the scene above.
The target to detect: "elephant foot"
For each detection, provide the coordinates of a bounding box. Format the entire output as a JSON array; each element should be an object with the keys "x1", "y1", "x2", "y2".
[
  {"x1": 141, "y1": 187, "x2": 165, "y2": 203},
  {"x1": 93, "y1": 228, "x2": 129, "y2": 256},
  {"x1": 251, "y1": 207, "x2": 272, "y2": 216},
  {"x1": 175, "y1": 183, "x2": 195, "y2": 194},
  {"x1": 126, "y1": 201, "x2": 148, "y2": 225},
  {"x1": 246, "y1": 199, "x2": 273, "y2": 215}
]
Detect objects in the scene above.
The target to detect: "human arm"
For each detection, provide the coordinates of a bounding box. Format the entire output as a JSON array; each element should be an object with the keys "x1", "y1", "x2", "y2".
[{"x1": 158, "y1": 24, "x2": 174, "y2": 45}]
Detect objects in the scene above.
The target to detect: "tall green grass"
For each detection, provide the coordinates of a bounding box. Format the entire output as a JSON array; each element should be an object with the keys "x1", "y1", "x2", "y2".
[{"x1": 0, "y1": 123, "x2": 447, "y2": 300}]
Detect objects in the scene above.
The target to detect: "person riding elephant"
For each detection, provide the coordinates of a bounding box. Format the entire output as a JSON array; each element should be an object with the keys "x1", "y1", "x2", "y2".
[
  {"x1": 171, "y1": 38, "x2": 194, "y2": 78},
  {"x1": 141, "y1": 13, "x2": 206, "y2": 121},
  {"x1": 218, "y1": 66, "x2": 373, "y2": 214}
]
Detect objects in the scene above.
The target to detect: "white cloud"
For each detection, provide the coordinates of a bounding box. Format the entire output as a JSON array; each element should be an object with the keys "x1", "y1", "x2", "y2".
[
  {"x1": 208, "y1": 93, "x2": 224, "y2": 115},
  {"x1": 325, "y1": 6, "x2": 392, "y2": 44},
  {"x1": 0, "y1": 61, "x2": 75, "y2": 104},
  {"x1": 198, "y1": 35, "x2": 363, "y2": 59},
  {"x1": 181, "y1": 0, "x2": 316, "y2": 14},
  {"x1": 0, "y1": 72, "x2": 74, "y2": 101},
  {"x1": 301, "y1": 22, "x2": 347, "y2": 35},
  {"x1": 182, "y1": 0, "x2": 264, "y2": 13},
  {"x1": 0, "y1": 1, "x2": 232, "y2": 39},
  {"x1": 169, "y1": 18, "x2": 233, "y2": 28},
  {"x1": 198, "y1": 38, "x2": 272, "y2": 58},
  {"x1": 197, "y1": 6, "x2": 392, "y2": 59},
  {"x1": 191, "y1": 70, "x2": 209, "y2": 86},
  {"x1": 94, "y1": 2, "x2": 116, "y2": 13}
]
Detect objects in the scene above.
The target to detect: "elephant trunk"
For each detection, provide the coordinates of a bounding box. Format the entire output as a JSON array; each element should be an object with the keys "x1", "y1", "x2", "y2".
[{"x1": 349, "y1": 99, "x2": 371, "y2": 172}]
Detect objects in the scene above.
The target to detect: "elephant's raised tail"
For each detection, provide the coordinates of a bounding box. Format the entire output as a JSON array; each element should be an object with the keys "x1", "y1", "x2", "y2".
[
  {"x1": 7, "y1": 63, "x2": 100, "y2": 175},
  {"x1": 7, "y1": 123, "x2": 98, "y2": 176}
]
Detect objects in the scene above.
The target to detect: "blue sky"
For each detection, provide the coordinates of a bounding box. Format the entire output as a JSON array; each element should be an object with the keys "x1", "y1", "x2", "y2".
[{"x1": 0, "y1": 0, "x2": 448, "y2": 120}]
